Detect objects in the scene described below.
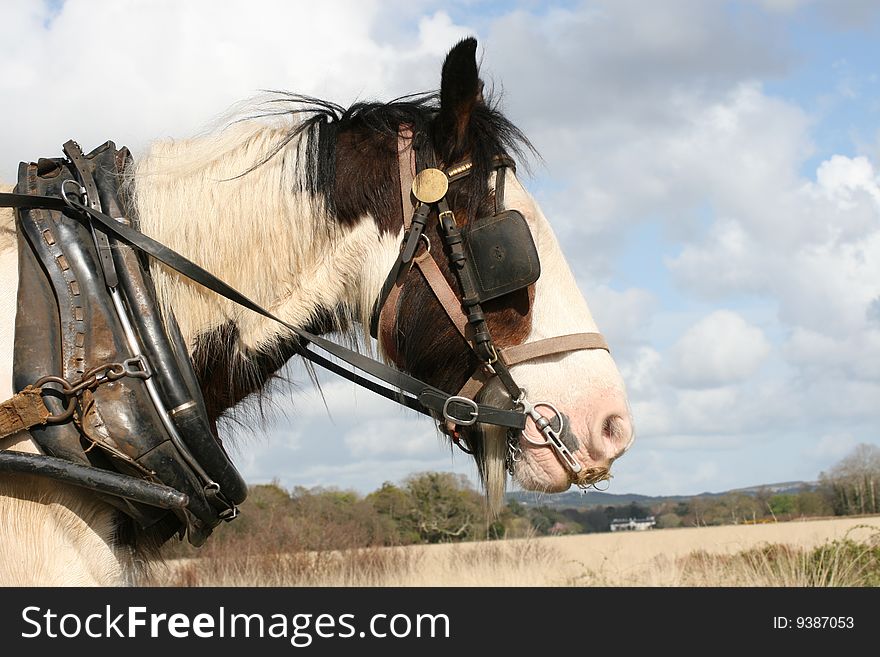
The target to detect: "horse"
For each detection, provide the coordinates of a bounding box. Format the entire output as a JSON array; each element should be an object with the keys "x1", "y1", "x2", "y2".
[{"x1": 0, "y1": 38, "x2": 634, "y2": 585}]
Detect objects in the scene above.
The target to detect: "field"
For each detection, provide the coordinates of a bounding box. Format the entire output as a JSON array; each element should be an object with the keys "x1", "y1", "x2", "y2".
[{"x1": 148, "y1": 515, "x2": 880, "y2": 587}]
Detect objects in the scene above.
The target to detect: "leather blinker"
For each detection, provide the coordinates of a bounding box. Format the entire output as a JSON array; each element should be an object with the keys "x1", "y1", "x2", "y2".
[{"x1": 464, "y1": 209, "x2": 540, "y2": 303}]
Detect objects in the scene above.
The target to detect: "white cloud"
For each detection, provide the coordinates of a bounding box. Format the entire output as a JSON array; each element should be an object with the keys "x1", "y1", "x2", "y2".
[
  {"x1": 808, "y1": 432, "x2": 857, "y2": 462},
  {"x1": 815, "y1": 155, "x2": 880, "y2": 207},
  {"x1": 783, "y1": 326, "x2": 880, "y2": 381},
  {"x1": 668, "y1": 147, "x2": 880, "y2": 340},
  {"x1": 756, "y1": 0, "x2": 810, "y2": 12},
  {"x1": 0, "y1": 0, "x2": 476, "y2": 182},
  {"x1": 619, "y1": 346, "x2": 663, "y2": 396},
  {"x1": 580, "y1": 284, "x2": 658, "y2": 348},
  {"x1": 343, "y1": 417, "x2": 443, "y2": 457},
  {"x1": 667, "y1": 310, "x2": 771, "y2": 388}
]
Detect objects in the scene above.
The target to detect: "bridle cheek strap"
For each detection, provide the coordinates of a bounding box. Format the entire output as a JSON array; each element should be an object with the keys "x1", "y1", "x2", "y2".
[
  {"x1": 398, "y1": 125, "x2": 417, "y2": 228},
  {"x1": 415, "y1": 252, "x2": 470, "y2": 341},
  {"x1": 376, "y1": 126, "x2": 418, "y2": 362}
]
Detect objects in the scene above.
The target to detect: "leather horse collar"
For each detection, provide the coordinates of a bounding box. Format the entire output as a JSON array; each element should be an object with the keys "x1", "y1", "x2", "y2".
[{"x1": 1, "y1": 141, "x2": 244, "y2": 546}]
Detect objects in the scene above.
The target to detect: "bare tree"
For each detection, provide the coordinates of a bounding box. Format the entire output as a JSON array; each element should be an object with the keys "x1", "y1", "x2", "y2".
[{"x1": 819, "y1": 443, "x2": 880, "y2": 515}]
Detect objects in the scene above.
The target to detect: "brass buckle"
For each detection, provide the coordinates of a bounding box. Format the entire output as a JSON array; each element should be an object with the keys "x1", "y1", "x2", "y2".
[{"x1": 438, "y1": 209, "x2": 456, "y2": 227}]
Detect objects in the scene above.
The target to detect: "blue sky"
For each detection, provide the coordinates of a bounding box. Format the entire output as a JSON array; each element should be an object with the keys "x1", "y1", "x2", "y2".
[{"x1": 1, "y1": 0, "x2": 878, "y2": 498}]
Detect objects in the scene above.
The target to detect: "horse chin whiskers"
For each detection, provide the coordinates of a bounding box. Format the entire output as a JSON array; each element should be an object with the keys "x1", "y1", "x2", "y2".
[{"x1": 573, "y1": 466, "x2": 612, "y2": 490}]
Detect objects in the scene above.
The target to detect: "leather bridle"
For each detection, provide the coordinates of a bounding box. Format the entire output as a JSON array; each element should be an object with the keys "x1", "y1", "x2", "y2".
[{"x1": 370, "y1": 127, "x2": 612, "y2": 478}]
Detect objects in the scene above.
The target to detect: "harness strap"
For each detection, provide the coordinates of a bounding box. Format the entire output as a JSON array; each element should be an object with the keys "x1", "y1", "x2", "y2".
[
  {"x1": 377, "y1": 279, "x2": 404, "y2": 362},
  {"x1": 414, "y1": 251, "x2": 470, "y2": 341},
  {"x1": 63, "y1": 140, "x2": 119, "y2": 288},
  {"x1": 437, "y1": 199, "x2": 500, "y2": 364},
  {"x1": 398, "y1": 126, "x2": 416, "y2": 225},
  {"x1": 0, "y1": 451, "x2": 188, "y2": 509},
  {"x1": 376, "y1": 126, "x2": 417, "y2": 362},
  {"x1": 0, "y1": 387, "x2": 50, "y2": 440},
  {"x1": 503, "y1": 332, "x2": 609, "y2": 365},
  {"x1": 495, "y1": 166, "x2": 506, "y2": 214}
]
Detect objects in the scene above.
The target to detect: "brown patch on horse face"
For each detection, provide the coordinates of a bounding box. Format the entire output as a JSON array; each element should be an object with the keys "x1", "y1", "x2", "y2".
[{"x1": 391, "y1": 197, "x2": 535, "y2": 395}]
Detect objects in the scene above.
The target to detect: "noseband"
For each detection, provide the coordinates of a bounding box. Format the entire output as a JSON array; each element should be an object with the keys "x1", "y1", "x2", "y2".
[{"x1": 370, "y1": 128, "x2": 611, "y2": 482}]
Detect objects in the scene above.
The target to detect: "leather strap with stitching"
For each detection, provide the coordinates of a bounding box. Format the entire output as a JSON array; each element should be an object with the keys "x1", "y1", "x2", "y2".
[
  {"x1": 414, "y1": 252, "x2": 470, "y2": 341},
  {"x1": 503, "y1": 332, "x2": 608, "y2": 365},
  {"x1": 376, "y1": 125, "x2": 417, "y2": 361}
]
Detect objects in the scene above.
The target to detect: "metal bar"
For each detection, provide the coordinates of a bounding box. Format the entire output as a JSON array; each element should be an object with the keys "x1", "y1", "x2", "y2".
[{"x1": 0, "y1": 451, "x2": 188, "y2": 509}]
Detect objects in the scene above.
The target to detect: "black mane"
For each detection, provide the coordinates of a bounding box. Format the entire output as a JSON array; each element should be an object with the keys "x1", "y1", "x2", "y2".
[{"x1": 239, "y1": 90, "x2": 535, "y2": 221}]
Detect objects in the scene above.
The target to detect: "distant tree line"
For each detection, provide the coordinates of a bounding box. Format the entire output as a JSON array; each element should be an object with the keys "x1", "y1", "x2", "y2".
[
  {"x1": 651, "y1": 443, "x2": 880, "y2": 528},
  {"x1": 164, "y1": 443, "x2": 880, "y2": 557}
]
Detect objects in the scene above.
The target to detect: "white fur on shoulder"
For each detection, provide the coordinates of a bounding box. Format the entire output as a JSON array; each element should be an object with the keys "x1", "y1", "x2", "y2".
[{"x1": 0, "y1": 473, "x2": 123, "y2": 586}]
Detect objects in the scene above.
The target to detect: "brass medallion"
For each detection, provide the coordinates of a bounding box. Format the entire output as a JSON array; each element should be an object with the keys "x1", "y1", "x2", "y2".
[{"x1": 412, "y1": 168, "x2": 449, "y2": 204}]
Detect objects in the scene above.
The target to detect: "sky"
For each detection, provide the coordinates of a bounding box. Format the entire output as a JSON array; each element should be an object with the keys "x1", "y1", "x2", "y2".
[{"x1": 1, "y1": 0, "x2": 878, "y2": 498}]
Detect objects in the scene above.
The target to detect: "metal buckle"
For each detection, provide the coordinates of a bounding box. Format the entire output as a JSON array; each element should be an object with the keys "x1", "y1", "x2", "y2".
[
  {"x1": 438, "y1": 209, "x2": 456, "y2": 227},
  {"x1": 442, "y1": 396, "x2": 479, "y2": 426},
  {"x1": 122, "y1": 355, "x2": 152, "y2": 379},
  {"x1": 33, "y1": 375, "x2": 78, "y2": 423},
  {"x1": 60, "y1": 179, "x2": 87, "y2": 207},
  {"x1": 219, "y1": 506, "x2": 240, "y2": 522}
]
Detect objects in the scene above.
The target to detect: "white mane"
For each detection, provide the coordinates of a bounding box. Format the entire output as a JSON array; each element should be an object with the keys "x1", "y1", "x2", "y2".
[{"x1": 130, "y1": 112, "x2": 398, "y2": 356}]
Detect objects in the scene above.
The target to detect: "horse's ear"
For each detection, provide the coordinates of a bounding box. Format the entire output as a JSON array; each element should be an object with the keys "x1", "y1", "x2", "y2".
[{"x1": 436, "y1": 37, "x2": 484, "y2": 162}]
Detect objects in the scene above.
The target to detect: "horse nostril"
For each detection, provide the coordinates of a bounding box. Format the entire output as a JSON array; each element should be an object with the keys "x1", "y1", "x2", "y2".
[
  {"x1": 602, "y1": 415, "x2": 616, "y2": 440},
  {"x1": 602, "y1": 414, "x2": 632, "y2": 450}
]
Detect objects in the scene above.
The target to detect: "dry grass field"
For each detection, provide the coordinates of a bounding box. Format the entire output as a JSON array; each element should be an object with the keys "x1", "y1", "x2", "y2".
[{"x1": 148, "y1": 515, "x2": 880, "y2": 587}]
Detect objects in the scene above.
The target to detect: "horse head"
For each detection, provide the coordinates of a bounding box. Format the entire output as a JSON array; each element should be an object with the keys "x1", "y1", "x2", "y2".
[
  {"x1": 139, "y1": 39, "x2": 634, "y2": 511},
  {"x1": 371, "y1": 39, "x2": 635, "y2": 504}
]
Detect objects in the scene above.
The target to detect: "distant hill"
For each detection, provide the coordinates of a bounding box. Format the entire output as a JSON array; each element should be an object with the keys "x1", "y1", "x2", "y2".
[
  {"x1": 506, "y1": 480, "x2": 818, "y2": 509},
  {"x1": 726, "y1": 481, "x2": 817, "y2": 495}
]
